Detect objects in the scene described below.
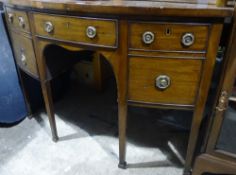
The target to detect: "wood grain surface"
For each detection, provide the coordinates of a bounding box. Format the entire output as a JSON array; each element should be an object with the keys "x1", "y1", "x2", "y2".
[
  {"x1": 1, "y1": 0, "x2": 234, "y2": 18},
  {"x1": 9, "y1": 31, "x2": 39, "y2": 77},
  {"x1": 129, "y1": 22, "x2": 209, "y2": 52},
  {"x1": 128, "y1": 56, "x2": 202, "y2": 105},
  {"x1": 33, "y1": 13, "x2": 117, "y2": 48}
]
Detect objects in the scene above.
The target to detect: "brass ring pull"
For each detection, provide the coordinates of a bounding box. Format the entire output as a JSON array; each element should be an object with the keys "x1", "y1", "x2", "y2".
[
  {"x1": 142, "y1": 31, "x2": 155, "y2": 44},
  {"x1": 86, "y1": 26, "x2": 97, "y2": 39},
  {"x1": 8, "y1": 13, "x2": 14, "y2": 23},
  {"x1": 155, "y1": 75, "x2": 171, "y2": 90},
  {"x1": 44, "y1": 21, "x2": 54, "y2": 33},
  {"x1": 18, "y1": 17, "x2": 25, "y2": 28},
  {"x1": 21, "y1": 53, "x2": 27, "y2": 66},
  {"x1": 182, "y1": 33, "x2": 195, "y2": 47}
]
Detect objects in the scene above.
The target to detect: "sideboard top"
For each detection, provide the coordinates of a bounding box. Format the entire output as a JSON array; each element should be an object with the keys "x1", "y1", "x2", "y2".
[{"x1": 1, "y1": 0, "x2": 235, "y2": 17}]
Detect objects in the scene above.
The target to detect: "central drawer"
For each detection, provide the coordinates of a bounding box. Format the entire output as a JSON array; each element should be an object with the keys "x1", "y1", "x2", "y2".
[
  {"x1": 128, "y1": 57, "x2": 202, "y2": 105},
  {"x1": 32, "y1": 13, "x2": 118, "y2": 48}
]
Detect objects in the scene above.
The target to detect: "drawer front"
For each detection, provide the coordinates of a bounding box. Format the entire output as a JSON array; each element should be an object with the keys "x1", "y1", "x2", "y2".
[
  {"x1": 10, "y1": 32, "x2": 38, "y2": 77},
  {"x1": 5, "y1": 8, "x2": 30, "y2": 33},
  {"x1": 129, "y1": 22, "x2": 209, "y2": 52},
  {"x1": 128, "y1": 57, "x2": 202, "y2": 105},
  {"x1": 33, "y1": 13, "x2": 117, "y2": 48}
]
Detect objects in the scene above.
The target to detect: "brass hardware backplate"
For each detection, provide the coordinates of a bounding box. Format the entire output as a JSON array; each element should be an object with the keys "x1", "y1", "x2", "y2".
[{"x1": 216, "y1": 91, "x2": 228, "y2": 112}]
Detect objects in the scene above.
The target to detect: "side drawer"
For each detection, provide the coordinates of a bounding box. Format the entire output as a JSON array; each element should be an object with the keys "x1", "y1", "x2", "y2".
[
  {"x1": 128, "y1": 57, "x2": 202, "y2": 105},
  {"x1": 129, "y1": 22, "x2": 209, "y2": 52},
  {"x1": 5, "y1": 7, "x2": 31, "y2": 33},
  {"x1": 10, "y1": 32, "x2": 38, "y2": 78},
  {"x1": 32, "y1": 13, "x2": 118, "y2": 48}
]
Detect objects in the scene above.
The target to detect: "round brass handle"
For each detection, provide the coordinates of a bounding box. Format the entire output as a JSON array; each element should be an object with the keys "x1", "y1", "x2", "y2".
[
  {"x1": 155, "y1": 75, "x2": 171, "y2": 90},
  {"x1": 18, "y1": 17, "x2": 25, "y2": 28},
  {"x1": 86, "y1": 26, "x2": 97, "y2": 39},
  {"x1": 8, "y1": 13, "x2": 14, "y2": 23},
  {"x1": 142, "y1": 31, "x2": 155, "y2": 44},
  {"x1": 44, "y1": 21, "x2": 54, "y2": 33},
  {"x1": 182, "y1": 33, "x2": 195, "y2": 47},
  {"x1": 21, "y1": 53, "x2": 27, "y2": 66}
]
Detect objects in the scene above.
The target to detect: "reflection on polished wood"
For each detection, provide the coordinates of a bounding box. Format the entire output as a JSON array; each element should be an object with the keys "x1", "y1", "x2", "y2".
[
  {"x1": 1, "y1": 0, "x2": 234, "y2": 175},
  {"x1": 1, "y1": 0, "x2": 235, "y2": 17}
]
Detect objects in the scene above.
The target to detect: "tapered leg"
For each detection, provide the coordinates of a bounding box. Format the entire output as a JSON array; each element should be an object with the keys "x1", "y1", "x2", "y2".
[
  {"x1": 117, "y1": 20, "x2": 129, "y2": 169},
  {"x1": 183, "y1": 107, "x2": 201, "y2": 175},
  {"x1": 183, "y1": 24, "x2": 223, "y2": 174},
  {"x1": 118, "y1": 101, "x2": 128, "y2": 169},
  {"x1": 41, "y1": 80, "x2": 58, "y2": 142},
  {"x1": 17, "y1": 68, "x2": 33, "y2": 119}
]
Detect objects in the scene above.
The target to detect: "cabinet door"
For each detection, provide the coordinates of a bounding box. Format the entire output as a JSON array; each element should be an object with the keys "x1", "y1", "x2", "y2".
[
  {"x1": 206, "y1": 69, "x2": 236, "y2": 161},
  {"x1": 206, "y1": 37, "x2": 236, "y2": 161},
  {"x1": 216, "y1": 79, "x2": 236, "y2": 155}
]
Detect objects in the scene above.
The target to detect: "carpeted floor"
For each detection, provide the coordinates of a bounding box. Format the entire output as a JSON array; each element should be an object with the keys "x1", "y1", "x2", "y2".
[{"x1": 0, "y1": 79, "x2": 190, "y2": 175}]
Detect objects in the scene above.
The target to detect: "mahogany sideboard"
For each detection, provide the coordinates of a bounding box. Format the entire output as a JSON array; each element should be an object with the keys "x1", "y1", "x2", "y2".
[{"x1": 1, "y1": 0, "x2": 235, "y2": 174}]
